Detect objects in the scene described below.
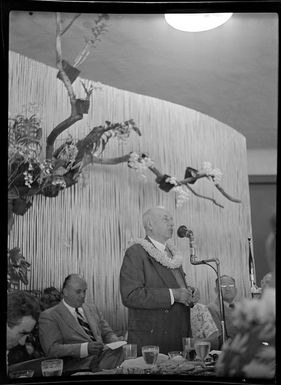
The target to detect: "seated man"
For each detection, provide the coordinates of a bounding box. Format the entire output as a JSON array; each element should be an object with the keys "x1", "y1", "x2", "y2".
[
  {"x1": 190, "y1": 302, "x2": 220, "y2": 350},
  {"x1": 7, "y1": 291, "x2": 40, "y2": 367},
  {"x1": 39, "y1": 274, "x2": 124, "y2": 371},
  {"x1": 40, "y1": 287, "x2": 62, "y2": 311},
  {"x1": 260, "y1": 272, "x2": 274, "y2": 294},
  {"x1": 207, "y1": 275, "x2": 239, "y2": 348}
]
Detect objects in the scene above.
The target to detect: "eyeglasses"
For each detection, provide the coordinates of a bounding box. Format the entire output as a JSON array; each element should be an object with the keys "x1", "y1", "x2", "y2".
[{"x1": 221, "y1": 284, "x2": 235, "y2": 288}]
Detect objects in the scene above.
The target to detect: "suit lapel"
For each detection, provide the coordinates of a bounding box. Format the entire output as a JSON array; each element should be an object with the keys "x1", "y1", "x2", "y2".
[
  {"x1": 82, "y1": 304, "x2": 100, "y2": 341},
  {"x1": 57, "y1": 302, "x2": 92, "y2": 341}
]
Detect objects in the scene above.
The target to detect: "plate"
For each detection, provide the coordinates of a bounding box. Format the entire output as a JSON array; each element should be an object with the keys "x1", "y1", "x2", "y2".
[
  {"x1": 71, "y1": 372, "x2": 96, "y2": 376},
  {"x1": 120, "y1": 353, "x2": 168, "y2": 370},
  {"x1": 157, "y1": 360, "x2": 195, "y2": 374}
]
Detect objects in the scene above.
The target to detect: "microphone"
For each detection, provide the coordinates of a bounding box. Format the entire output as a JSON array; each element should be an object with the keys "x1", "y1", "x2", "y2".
[
  {"x1": 177, "y1": 225, "x2": 217, "y2": 265},
  {"x1": 177, "y1": 225, "x2": 192, "y2": 238}
]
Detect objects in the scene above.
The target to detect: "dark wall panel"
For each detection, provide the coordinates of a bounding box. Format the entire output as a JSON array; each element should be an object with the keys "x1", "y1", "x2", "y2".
[{"x1": 249, "y1": 175, "x2": 276, "y2": 285}]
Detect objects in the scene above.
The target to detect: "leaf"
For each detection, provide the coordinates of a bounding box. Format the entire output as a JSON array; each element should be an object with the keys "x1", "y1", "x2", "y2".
[{"x1": 53, "y1": 166, "x2": 68, "y2": 176}]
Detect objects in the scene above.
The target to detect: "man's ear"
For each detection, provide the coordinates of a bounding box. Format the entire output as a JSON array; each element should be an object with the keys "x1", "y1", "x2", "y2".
[{"x1": 147, "y1": 217, "x2": 153, "y2": 231}]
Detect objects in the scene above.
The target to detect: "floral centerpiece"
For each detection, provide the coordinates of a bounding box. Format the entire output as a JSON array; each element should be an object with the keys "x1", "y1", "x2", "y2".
[{"x1": 215, "y1": 287, "x2": 275, "y2": 379}]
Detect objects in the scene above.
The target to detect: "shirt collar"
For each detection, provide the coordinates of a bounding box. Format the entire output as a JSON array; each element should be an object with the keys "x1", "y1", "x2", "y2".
[
  {"x1": 148, "y1": 236, "x2": 166, "y2": 252},
  {"x1": 62, "y1": 299, "x2": 83, "y2": 315}
]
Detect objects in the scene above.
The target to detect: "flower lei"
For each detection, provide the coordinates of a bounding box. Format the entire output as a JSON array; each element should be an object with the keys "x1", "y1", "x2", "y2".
[{"x1": 129, "y1": 238, "x2": 183, "y2": 269}]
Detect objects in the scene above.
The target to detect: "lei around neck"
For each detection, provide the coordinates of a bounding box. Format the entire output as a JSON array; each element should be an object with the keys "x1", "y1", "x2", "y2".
[{"x1": 129, "y1": 238, "x2": 183, "y2": 269}]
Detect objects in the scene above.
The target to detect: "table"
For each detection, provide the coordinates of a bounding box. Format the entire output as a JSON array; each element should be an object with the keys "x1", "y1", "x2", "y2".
[
  {"x1": 8, "y1": 356, "x2": 95, "y2": 377},
  {"x1": 8, "y1": 356, "x2": 216, "y2": 378}
]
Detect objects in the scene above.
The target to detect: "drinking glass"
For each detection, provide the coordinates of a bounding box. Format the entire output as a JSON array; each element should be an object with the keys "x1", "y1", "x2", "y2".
[
  {"x1": 9, "y1": 370, "x2": 34, "y2": 378},
  {"x1": 141, "y1": 345, "x2": 159, "y2": 368},
  {"x1": 122, "y1": 344, "x2": 138, "y2": 360},
  {"x1": 41, "y1": 359, "x2": 63, "y2": 377},
  {"x1": 182, "y1": 337, "x2": 196, "y2": 361},
  {"x1": 194, "y1": 340, "x2": 211, "y2": 367}
]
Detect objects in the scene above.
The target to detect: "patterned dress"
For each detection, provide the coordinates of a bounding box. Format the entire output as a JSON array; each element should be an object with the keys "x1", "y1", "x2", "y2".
[{"x1": 191, "y1": 303, "x2": 218, "y2": 339}]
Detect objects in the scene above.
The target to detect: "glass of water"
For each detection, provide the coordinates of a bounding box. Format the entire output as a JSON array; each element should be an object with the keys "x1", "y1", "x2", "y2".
[
  {"x1": 194, "y1": 340, "x2": 211, "y2": 367},
  {"x1": 122, "y1": 344, "x2": 138, "y2": 360},
  {"x1": 141, "y1": 345, "x2": 159, "y2": 368},
  {"x1": 41, "y1": 359, "x2": 63, "y2": 377},
  {"x1": 182, "y1": 337, "x2": 196, "y2": 361}
]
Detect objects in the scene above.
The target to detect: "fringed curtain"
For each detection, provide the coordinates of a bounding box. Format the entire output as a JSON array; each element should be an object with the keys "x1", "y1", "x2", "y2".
[{"x1": 8, "y1": 51, "x2": 252, "y2": 332}]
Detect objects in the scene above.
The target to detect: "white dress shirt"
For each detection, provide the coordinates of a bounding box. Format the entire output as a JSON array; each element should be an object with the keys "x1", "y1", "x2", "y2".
[
  {"x1": 147, "y1": 236, "x2": 175, "y2": 305},
  {"x1": 62, "y1": 299, "x2": 89, "y2": 358}
]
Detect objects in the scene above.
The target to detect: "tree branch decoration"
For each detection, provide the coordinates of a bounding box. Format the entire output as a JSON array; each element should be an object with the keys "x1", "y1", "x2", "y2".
[{"x1": 8, "y1": 13, "x2": 241, "y2": 234}]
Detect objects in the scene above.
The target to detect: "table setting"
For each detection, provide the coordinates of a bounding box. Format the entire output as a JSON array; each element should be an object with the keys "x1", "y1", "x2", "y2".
[
  {"x1": 8, "y1": 340, "x2": 220, "y2": 378},
  {"x1": 79, "y1": 340, "x2": 220, "y2": 376}
]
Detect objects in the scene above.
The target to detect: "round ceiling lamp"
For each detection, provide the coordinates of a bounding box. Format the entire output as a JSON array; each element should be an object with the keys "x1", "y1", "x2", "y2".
[{"x1": 165, "y1": 13, "x2": 233, "y2": 32}]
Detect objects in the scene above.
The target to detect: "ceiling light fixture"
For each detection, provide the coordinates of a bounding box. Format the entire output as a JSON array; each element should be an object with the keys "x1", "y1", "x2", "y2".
[{"x1": 165, "y1": 13, "x2": 233, "y2": 32}]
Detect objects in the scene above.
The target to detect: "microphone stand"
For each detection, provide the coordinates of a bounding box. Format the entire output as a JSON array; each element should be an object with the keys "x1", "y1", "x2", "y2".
[
  {"x1": 196, "y1": 257, "x2": 226, "y2": 345},
  {"x1": 214, "y1": 259, "x2": 227, "y2": 345},
  {"x1": 187, "y1": 231, "x2": 227, "y2": 345}
]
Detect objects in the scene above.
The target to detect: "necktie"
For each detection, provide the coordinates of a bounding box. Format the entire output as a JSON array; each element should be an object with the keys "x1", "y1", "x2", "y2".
[
  {"x1": 75, "y1": 308, "x2": 95, "y2": 341},
  {"x1": 229, "y1": 303, "x2": 235, "y2": 309},
  {"x1": 165, "y1": 245, "x2": 173, "y2": 259}
]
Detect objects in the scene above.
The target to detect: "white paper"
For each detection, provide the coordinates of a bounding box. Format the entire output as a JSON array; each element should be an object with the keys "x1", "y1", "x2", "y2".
[{"x1": 106, "y1": 340, "x2": 127, "y2": 350}]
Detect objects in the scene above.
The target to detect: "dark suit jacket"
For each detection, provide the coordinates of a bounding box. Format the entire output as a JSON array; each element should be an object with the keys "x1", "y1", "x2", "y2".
[
  {"x1": 39, "y1": 301, "x2": 118, "y2": 359},
  {"x1": 119, "y1": 239, "x2": 191, "y2": 354}
]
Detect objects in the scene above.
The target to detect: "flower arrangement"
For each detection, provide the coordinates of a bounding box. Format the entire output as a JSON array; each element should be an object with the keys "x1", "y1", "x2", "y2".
[
  {"x1": 7, "y1": 247, "x2": 31, "y2": 290},
  {"x1": 8, "y1": 107, "x2": 141, "y2": 210},
  {"x1": 215, "y1": 287, "x2": 275, "y2": 379}
]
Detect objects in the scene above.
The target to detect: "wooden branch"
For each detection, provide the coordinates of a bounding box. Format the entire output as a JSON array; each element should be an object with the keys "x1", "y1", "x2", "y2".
[
  {"x1": 148, "y1": 165, "x2": 207, "y2": 185},
  {"x1": 146, "y1": 164, "x2": 225, "y2": 207},
  {"x1": 215, "y1": 183, "x2": 242, "y2": 203},
  {"x1": 56, "y1": 13, "x2": 76, "y2": 101},
  {"x1": 177, "y1": 171, "x2": 208, "y2": 185},
  {"x1": 148, "y1": 165, "x2": 164, "y2": 180},
  {"x1": 46, "y1": 111, "x2": 83, "y2": 160},
  {"x1": 46, "y1": 13, "x2": 83, "y2": 160},
  {"x1": 92, "y1": 154, "x2": 131, "y2": 165},
  {"x1": 185, "y1": 184, "x2": 224, "y2": 209},
  {"x1": 74, "y1": 124, "x2": 113, "y2": 163},
  {"x1": 61, "y1": 13, "x2": 81, "y2": 36}
]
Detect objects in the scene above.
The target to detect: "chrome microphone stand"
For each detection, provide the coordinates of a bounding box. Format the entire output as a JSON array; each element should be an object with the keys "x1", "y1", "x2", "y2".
[
  {"x1": 214, "y1": 259, "x2": 227, "y2": 345},
  {"x1": 187, "y1": 231, "x2": 227, "y2": 345}
]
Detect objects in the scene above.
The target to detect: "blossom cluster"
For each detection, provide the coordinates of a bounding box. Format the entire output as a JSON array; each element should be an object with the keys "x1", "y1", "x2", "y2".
[
  {"x1": 165, "y1": 176, "x2": 189, "y2": 207},
  {"x1": 128, "y1": 152, "x2": 154, "y2": 180},
  {"x1": 202, "y1": 161, "x2": 223, "y2": 184}
]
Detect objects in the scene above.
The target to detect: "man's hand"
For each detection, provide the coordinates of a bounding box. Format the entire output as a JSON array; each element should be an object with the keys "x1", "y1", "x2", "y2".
[
  {"x1": 88, "y1": 341, "x2": 104, "y2": 357},
  {"x1": 188, "y1": 286, "x2": 200, "y2": 304},
  {"x1": 171, "y1": 288, "x2": 194, "y2": 306}
]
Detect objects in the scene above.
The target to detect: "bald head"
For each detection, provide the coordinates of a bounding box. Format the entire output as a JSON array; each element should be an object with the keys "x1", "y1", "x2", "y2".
[
  {"x1": 143, "y1": 206, "x2": 174, "y2": 244},
  {"x1": 62, "y1": 274, "x2": 87, "y2": 308}
]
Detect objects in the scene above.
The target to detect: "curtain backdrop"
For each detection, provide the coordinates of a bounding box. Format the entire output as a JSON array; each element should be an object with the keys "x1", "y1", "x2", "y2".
[{"x1": 8, "y1": 51, "x2": 253, "y2": 332}]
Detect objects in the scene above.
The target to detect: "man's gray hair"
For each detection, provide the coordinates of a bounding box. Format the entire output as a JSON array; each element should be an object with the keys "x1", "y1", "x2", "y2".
[{"x1": 142, "y1": 206, "x2": 165, "y2": 229}]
